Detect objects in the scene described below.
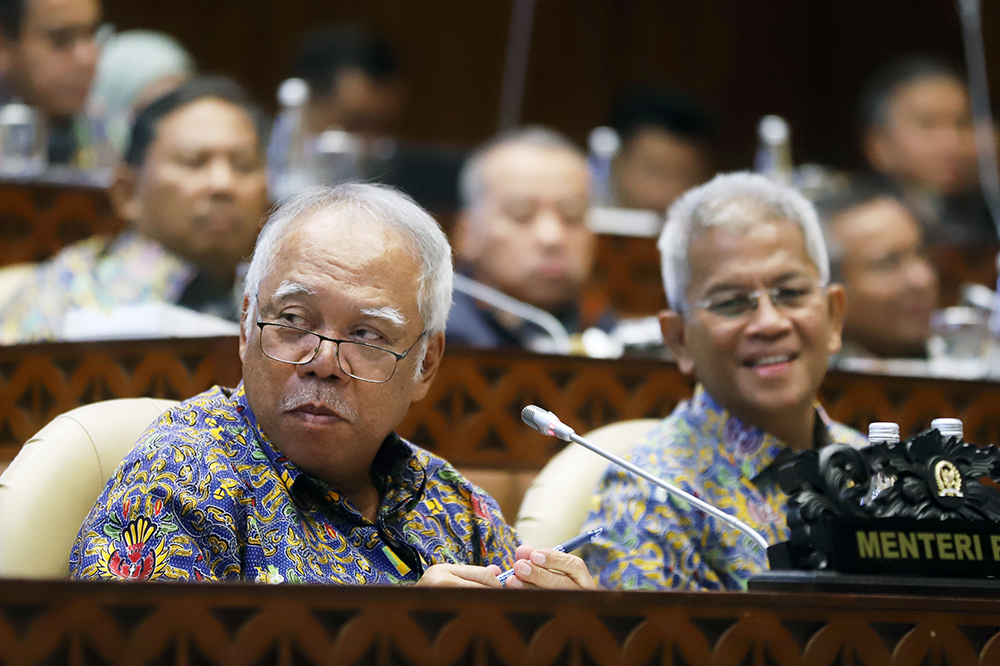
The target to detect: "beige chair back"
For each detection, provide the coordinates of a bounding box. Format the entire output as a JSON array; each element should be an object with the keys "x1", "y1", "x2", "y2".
[
  {"x1": 515, "y1": 418, "x2": 659, "y2": 548},
  {"x1": 0, "y1": 398, "x2": 177, "y2": 579}
]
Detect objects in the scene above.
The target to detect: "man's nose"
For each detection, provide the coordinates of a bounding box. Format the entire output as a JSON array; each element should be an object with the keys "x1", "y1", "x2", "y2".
[
  {"x1": 746, "y1": 292, "x2": 793, "y2": 335},
  {"x1": 74, "y1": 35, "x2": 99, "y2": 68},
  {"x1": 299, "y1": 340, "x2": 350, "y2": 380},
  {"x1": 206, "y1": 158, "x2": 238, "y2": 192},
  {"x1": 533, "y1": 209, "x2": 568, "y2": 247},
  {"x1": 906, "y1": 255, "x2": 938, "y2": 291}
]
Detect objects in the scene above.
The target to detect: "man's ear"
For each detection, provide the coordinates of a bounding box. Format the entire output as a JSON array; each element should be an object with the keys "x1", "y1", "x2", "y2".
[
  {"x1": 238, "y1": 296, "x2": 250, "y2": 361},
  {"x1": 452, "y1": 210, "x2": 480, "y2": 264},
  {"x1": 824, "y1": 283, "x2": 848, "y2": 356},
  {"x1": 412, "y1": 331, "x2": 445, "y2": 401},
  {"x1": 659, "y1": 309, "x2": 695, "y2": 375},
  {"x1": 107, "y1": 164, "x2": 142, "y2": 224}
]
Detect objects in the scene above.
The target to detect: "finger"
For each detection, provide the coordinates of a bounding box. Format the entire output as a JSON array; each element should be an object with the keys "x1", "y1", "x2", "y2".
[
  {"x1": 516, "y1": 551, "x2": 597, "y2": 590},
  {"x1": 485, "y1": 564, "x2": 502, "y2": 577},
  {"x1": 449, "y1": 564, "x2": 503, "y2": 588},
  {"x1": 514, "y1": 543, "x2": 535, "y2": 562}
]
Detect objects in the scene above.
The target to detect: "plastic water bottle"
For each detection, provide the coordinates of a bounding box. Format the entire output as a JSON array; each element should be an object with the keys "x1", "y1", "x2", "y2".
[
  {"x1": 753, "y1": 115, "x2": 792, "y2": 186},
  {"x1": 866, "y1": 422, "x2": 900, "y2": 504},
  {"x1": 587, "y1": 126, "x2": 620, "y2": 206},
  {"x1": 0, "y1": 99, "x2": 46, "y2": 177},
  {"x1": 267, "y1": 78, "x2": 313, "y2": 199}
]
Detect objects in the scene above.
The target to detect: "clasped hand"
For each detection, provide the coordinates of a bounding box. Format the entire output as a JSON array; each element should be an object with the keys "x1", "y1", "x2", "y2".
[{"x1": 415, "y1": 544, "x2": 596, "y2": 590}]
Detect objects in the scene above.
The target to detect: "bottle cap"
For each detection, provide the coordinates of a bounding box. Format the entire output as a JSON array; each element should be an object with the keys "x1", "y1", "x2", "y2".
[
  {"x1": 587, "y1": 126, "x2": 620, "y2": 158},
  {"x1": 868, "y1": 422, "x2": 900, "y2": 443},
  {"x1": 277, "y1": 78, "x2": 309, "y2": 107},
  {"x1": 758, "y1": 115, "x2": 789, "y2": 144},
  {"x1": 931, "y1": 418, "x2": 963, "y2": 439},
  {"x1": 0, "y1": 100, "x2": 37, "y2": 125}
]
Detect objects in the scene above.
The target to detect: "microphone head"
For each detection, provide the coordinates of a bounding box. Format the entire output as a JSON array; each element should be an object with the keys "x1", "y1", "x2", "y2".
[{"x1": 521, "y1": 405, "x2": 548, "y2": 433}]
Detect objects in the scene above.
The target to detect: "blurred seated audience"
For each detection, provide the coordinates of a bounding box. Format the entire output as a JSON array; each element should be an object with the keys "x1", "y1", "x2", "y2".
[
  {"x1": 0, "y1": 0, "x2": 102, "y2": 164},
  {"x1": 0, "y1": 76, "x2": 269, "y2": 343},
  {"x1": 857, "y1": 56, "x2": 996, "y2": 244},
  {"x1": 817, "y1": 188, "x2": 939, "y2": 359},
  {"x1": 293, "y1": 24, "x2": 403, "y2": 143},
  {"x1": 88, "y1": 29, "x2": 195, "y2": 157},
  {"x1": 448, "y1": 126, "x2": 614, "y2": 351},
  {"x1": 609, "y1": 87, "x2": 714, "y2": 212},
  {"x1": 582, "y1": 173, "x2": 865, "y2": 591}
]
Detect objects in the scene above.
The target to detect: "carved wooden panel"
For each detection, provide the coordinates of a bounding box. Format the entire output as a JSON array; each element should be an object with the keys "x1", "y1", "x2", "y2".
[
  {"x1": 0, "y1": 180, "x2": 122, "y2": 267},
  {"x1": 590, "y1": 235, "x2": 667, "y2": 317},
  {"x1": 3, "y1": 578, "x2": 1000, "y2": 666},
  {"x1": 4, "y1": 339, "x2": 1000, "y2": 472}
]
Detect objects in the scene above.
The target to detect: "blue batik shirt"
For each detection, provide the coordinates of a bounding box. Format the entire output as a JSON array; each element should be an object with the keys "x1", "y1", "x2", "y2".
[
  {"x1": 70, "y1": 384, "x2": 519, "y2": 584},
  {"x1": 581, "y1": 385, "x2": 867, "y2": 591}
]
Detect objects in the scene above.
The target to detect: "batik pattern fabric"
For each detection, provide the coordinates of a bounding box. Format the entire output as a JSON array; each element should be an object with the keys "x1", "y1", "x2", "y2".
[
  {"x1": 581, "y1": 385, "x2": 866, "y2": 591},
  {"x1": 70, "y1": 383, "x2": 519, "y2": 584},
  {"x1": 0, "y1": 230, "x2": 194, "y2": 344}
]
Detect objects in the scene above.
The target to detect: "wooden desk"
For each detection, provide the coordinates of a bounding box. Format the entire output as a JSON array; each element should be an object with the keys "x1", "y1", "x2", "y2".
[{"x1": 0, "y1": 578, "x2": 998, "y2": 666}]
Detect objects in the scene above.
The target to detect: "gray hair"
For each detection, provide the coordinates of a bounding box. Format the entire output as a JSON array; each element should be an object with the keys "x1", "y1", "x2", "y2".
[
  {"x1": 458, "y1": 125, "x2": 586, "y2": 210},
  {"x1": 659, "y1": 172, "x2": 830, "y2": 312},
  {"x1": 243, "y1": 184, "x2": 453, "y2": 375}
]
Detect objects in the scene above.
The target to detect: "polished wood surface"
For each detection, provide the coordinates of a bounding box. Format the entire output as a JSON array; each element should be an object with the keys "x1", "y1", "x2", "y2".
[
  {"x1": 4, "y1": 338, "x2": 1000, "y2": 469},
  {"x1": 1, "y1": 578, "x2": 999, "y2": 666}
]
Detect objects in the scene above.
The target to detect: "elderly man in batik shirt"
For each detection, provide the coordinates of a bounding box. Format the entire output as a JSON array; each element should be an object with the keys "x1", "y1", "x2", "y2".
[
  {"x1": 0, "y1": 76, "x2": 269, "y2": 343},
  {"x1": 582, "y1": 173, "x2": 867, "y2": 591},
  {"x1": 71, "y1": 183, "x2": 596, "y2": 590}
]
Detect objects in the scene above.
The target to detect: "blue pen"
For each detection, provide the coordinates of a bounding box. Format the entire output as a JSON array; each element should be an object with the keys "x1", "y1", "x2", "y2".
[{"x1": 497, "y1": 527, "x2": 603, "y2": 584}]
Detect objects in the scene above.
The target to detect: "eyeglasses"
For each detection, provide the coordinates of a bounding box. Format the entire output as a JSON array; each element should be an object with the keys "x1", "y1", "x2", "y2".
[
  {"x1": 256, "y1": 320, "x2": 425, "y2": 384},
  {"x1": 691, "y1": 280, "x2": 827, "y2": 319}
]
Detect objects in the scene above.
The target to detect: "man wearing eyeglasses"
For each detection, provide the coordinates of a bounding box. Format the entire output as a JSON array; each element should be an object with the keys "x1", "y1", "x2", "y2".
[
  {"x1": 71, "y1": 182, "x2": 596, "y2": 591},
  {"x1": 0, "y1": 0, "x2": 102, "y2": 164},
  {"x1": 581, "y1": 172, "x2": 866, "y2": 591}
]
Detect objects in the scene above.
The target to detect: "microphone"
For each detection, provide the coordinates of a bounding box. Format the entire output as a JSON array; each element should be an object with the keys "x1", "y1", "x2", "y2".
[{"x1": 520, "y1": 405, "x2": 769, "y2": 552}]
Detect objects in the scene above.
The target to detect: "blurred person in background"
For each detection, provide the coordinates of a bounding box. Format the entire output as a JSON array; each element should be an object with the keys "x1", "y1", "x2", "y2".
[
  {"x1": 609, "y1": 87, "x2": 715, "y2": 213},
  {"x1": 0, "y1": 0, "x2": 102, "y2": 163},
  {"x1": 817, "y1": 188, "x2": 939, "y2": 359},
  {"x1": 448, "y1": 126, "x2": 614, "y2": 351},
  {"x1": 87, "y1": 29, "x2": 195, "y2": 158},
  {"x1": 0, "y1": 76, "x2": 270, "y2": 343},
  {"x1": 858, "y1": 56, "x2": 995, "y2": 244},
  {"x1": 293, "y1": 24, "x2": 403, "y2": 143}
]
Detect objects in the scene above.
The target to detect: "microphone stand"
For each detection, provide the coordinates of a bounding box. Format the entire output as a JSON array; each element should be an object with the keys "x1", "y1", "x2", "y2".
[{"x1": 521, "y1": 405, "x2": 770, "y2": 553}]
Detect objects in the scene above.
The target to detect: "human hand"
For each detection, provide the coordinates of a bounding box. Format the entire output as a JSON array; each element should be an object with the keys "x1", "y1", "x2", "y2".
[
  {"x1": 503, "y1": 544, "x2": 597, "y2": 590},
  {"x1": 415, "y1": 563, "x2": 504, "y2": 588}
]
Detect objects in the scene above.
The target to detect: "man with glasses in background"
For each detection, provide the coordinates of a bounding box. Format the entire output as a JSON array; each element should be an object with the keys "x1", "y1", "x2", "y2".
[
  {"x1": 581, "y1": 172, "x2": 867, "y2": 591},
  {"x1": 0, "y1": 0, "x2": 102, "y2": 164},
  {"x1": 71, "y1": 183, "x2": 596, "y2": 591}
]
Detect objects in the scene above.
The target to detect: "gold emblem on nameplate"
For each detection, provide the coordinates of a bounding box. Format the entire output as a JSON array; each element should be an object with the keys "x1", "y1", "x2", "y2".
[{"x1": 934, "y1": 460, "x2": 964, "y2": 498}]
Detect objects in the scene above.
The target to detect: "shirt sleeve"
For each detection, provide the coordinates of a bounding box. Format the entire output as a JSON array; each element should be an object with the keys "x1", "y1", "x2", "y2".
[
  {"x1": 581, "y1": 465, "x2": 726, "y2": 591},
  {"x1": 469, "y1": 488, "x2": 520, "y2": 569},
  {"x1": 70, "y1": 434, "x2": 246, "y2": 582}
]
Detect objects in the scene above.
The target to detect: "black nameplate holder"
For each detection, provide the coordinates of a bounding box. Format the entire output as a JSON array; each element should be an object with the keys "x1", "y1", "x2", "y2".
[{"x1": 768, "y1": 428, "x2": 1000, "y2": 578}]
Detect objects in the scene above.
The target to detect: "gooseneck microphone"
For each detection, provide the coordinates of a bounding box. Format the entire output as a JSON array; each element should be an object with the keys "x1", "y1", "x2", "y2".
[{"x1": 521, "y1": 405, "x2": 770, "y2": 552}]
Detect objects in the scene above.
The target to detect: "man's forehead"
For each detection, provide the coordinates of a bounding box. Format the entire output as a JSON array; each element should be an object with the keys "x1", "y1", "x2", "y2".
[
  {"x1": 155, "y1": 98, "x2": 259, "y2": 150},
  {"x1": 688, "y1": 220, "x2": 815, "y2": 283},
  {"x1": 25, "y1": 0, "x2": 100, "y2": 28}
]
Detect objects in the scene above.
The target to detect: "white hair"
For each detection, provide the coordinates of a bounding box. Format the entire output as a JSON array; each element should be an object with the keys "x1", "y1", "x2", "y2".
[
  {"x1": 243, "y1": 183, "x2": 453, "y2": 377},
  {"x1": 458, "y1": 125, "x2": 586, "y2": 210},
  {"x1": 659, "y1": 172, "x2": 830, "y2": 312}
]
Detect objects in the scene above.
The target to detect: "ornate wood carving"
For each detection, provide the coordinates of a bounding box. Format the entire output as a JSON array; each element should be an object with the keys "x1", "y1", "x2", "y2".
[
  {"x1": 4, "y1": 339, "x2": 1000, "y2": 475},
  {"x1": 2, "y1": 579, "x2": 1000, "y2": 666},
  {"x1": 0, "y1": 180, "x2": 121, "y2": 267}
]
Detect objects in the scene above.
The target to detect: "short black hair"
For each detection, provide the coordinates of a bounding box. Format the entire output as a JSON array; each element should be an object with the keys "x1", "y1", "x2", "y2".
[
  {"x1": 609, "y1": 87, "x2": 717, "y2": 148},
  {"x1": 860, "y1": 56, "x2": 965, "y2": 130},
  {"x1": 0, "y1": 0, "x2": 25, "y2": 40},
  {"x1": 124, "y1": 76, "x2": 269, "y2": 167},
  {"x1": 293, "y1": 25, "x2": 399, "y2": 97}
]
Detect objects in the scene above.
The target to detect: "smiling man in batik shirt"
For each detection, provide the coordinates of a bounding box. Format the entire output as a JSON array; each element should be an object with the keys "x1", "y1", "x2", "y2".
[
  {"x1": 582, "y1": 172, "x2": 867, "y2": 591},
  {"x1": 70, "y1": 183, "x2": 596, "y2": 590}
]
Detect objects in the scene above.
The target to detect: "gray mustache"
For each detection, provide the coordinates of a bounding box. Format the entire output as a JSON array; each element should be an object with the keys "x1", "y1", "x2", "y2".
[{"x1": 279, "y1": 383, "x2": 359, "y2": 422}]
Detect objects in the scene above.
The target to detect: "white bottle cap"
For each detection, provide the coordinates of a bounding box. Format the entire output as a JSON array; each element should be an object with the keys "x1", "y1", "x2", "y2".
[
  {"x1": 868, "y1": 422, "x2": 900, "y2": 443},
  {"x1": 0, "y1": 100, "x2": 37, "y2": 125},
  {"x1": 758, "y1": 115, "x2": 789, "y2": 145},
  {"x1": 277, "y1": 78, "x2": 309, "y2": 107},
  {"x1": 588, "y1": 126, "x2": 620, "y2": 158},
  {"x1": 931, "y1": 418, "x2": 963, "y2": 439}
]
